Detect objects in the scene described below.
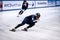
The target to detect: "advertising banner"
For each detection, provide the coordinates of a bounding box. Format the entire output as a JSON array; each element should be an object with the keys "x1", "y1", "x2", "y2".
[
  {"x1": 2, "y1": 0, "x2": 60, "y2": 11},
  {"x1": 3, "y1": 1, "x2": 23, "y2": 10},
  {"x1": 3, "y1": 1, "x2": 36, "y2": 10},
  {"x1": 36, "y1": 1, "x2": 48, "y2": 7}
]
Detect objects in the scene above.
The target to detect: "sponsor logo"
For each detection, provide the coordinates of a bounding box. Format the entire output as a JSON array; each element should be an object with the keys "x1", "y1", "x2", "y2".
[
  {"x1": 4, "y1": 3, "x2": 21, "y2": 7},
  {"x1": 37, "y1": 2, "x2": 46, "y2": 5}
]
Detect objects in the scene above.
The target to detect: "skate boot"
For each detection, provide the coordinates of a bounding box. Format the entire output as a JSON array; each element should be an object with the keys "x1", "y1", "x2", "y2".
[
  {"x1": 10, "y1": 29, "x2": 16, "y2": 32},
  {"x1": 22, "y1": 28, "x2": 28, "y2": 31}
]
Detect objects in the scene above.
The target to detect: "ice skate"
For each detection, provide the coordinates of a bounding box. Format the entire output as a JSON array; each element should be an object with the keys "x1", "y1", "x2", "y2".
[
  {"x1": 10, "y1": 29, "x2": 16, "y2": 32},
  {"x1": 22, "y1": 28, "x2": 28, "y2": 31}
]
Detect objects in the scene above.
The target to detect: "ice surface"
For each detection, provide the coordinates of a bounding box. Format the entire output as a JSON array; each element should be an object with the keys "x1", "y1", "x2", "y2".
[{"x1": 0, "y1": 7, "x2": 60, "y2": 40}]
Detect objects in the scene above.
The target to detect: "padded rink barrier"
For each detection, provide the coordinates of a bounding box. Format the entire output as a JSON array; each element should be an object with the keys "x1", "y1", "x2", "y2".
[{"x1": 1, "y1": 0, "x2": 60, "y2": 11}]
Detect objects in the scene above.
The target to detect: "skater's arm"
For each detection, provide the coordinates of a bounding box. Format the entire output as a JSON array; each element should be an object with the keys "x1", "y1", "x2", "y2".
[{"x1": 32, "y1": 16, "x2": 37, "y2": 23}]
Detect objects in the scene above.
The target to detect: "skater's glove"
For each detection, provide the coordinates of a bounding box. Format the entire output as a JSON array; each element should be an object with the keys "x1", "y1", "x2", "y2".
[{"x1": 33, "y1": 21, "x2": 37, "y2": 23}]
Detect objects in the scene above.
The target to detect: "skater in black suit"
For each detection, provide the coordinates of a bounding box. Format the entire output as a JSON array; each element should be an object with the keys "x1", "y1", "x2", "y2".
[
  {"x1": 11, "y1": 13, "x2": 40, "y2": 32},
  {"x1": 17, "y1": 0, "x2": 28, "y2": 17}
]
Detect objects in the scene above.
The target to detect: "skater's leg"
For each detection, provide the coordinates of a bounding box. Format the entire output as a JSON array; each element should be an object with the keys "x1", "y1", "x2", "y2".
[
  {"x1": 19, "y1": 10, "x2": 24, "y2": 15},
  {"x1": 10, "y1": 23, "x2": 25, "y2": 32},
  {"x1": 15, "y1": 23, "x2": 24, "y2": 29},
  {"x1": 19, "y1": 9, "x2": 25, "y2": 15},
  {"x1": 10, "y1": 23, "x2": 24, "y2": 31},
  {"x1": 17, "y1": 10, "x2": 24, "y2": 17},
  {"x1": 15, "y1": 17, "x2": 27, "y2": 29},
  {"x1": 17, "y1": 10, "x2": 22, "y2": 17},
  {"x1": 23, "y1": 23, "x2": 35, "y2": 31},
  {"x1": 27, "y1": 23, "x2": 35, "y2": 29},
  {"x1": 10, "y1": 18, "x2": 26, "y2": 31}
]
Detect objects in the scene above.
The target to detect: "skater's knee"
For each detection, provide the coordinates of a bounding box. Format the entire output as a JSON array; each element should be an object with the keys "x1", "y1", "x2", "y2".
[
  {"x1": 31, "y1": 23, "x2": 35, "y2": 26},
  {"x1": 27, "y1": 24, "x2": 35, "y2": 28}
]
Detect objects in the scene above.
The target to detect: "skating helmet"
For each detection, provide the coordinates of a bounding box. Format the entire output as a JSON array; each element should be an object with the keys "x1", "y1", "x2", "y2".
[{"x1": 36, "y1": 13, "x2": 40, "y2": 18}]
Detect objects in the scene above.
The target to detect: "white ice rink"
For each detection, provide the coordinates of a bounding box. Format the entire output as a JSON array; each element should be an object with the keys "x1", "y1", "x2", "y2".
[{"x1": 0, "y1": 7, "x2": 60, "y2": 40}]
